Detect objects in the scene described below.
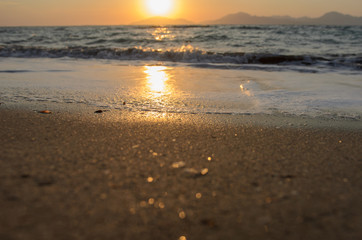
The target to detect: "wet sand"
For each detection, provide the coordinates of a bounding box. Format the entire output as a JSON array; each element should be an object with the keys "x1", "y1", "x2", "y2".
[{"x1": 0, "y1": 107, "x2": 361, "y2": 240}]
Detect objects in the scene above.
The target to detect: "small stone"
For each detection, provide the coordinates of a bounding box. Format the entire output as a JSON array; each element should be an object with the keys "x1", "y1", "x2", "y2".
[
  {"x1": 38, "y1": 110, "x2": 52, "y2": 114},
  {"x1": 35, "y1": 177, "x2": 54, "y2": 187},
  {"x1": 158, "y1": 202, "x2": 165, "y2": 209},
  {"x1": 171, "y1": 161, "x2": 186, "y2": 169},
  {"x1": 182, "y1": 168, "x2": 199, "y2": 177},
  {"x1": 94, "y1": 110, "x2": 103, "y2": 113},
  {"x1": 280, "y1": 175, "x2": 295, "y2": 180},
  {"x1": 201, "y1": 168, "x2": 209, "y2": 175},
  {"x1": 182, "y1": 168, "x2": 209, "y2": 178},
  {"x1": 178, "y1": 210, "x2": 186, "y2": 219}
]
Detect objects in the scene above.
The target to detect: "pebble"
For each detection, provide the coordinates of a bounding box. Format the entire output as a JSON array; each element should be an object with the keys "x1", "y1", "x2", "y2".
[
  {"x1": 38, "y1": 110, "x2": 52, "y2": 114},
  {"x1": 182, "y1": 168, "x2": 209, "y2": 178},
  {"x1": 178, "y1": 210, "x2": 186, "y2": 219},
  {"x1": 171, "y1": 161, "x2": 186, "y2": 169}
]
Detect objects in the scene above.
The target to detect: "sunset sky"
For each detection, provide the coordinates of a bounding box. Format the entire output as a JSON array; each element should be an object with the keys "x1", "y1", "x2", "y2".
[{"x1": 0, "y1": 0, "x2": 361, "y2": 26}]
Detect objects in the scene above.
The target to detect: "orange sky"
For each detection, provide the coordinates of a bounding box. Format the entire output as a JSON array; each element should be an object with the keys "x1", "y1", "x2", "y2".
[{"x1": 0, "y1": 0, "x2": 361, "y2": 26}]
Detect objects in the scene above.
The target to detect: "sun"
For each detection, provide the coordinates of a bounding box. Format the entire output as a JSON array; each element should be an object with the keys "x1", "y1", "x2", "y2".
[{"x1": 145, "y1": 0, "x2": 173, "y2": 16}]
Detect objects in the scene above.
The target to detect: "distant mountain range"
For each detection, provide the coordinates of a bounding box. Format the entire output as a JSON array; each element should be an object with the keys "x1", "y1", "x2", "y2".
[
  {"x1": 131, "y1": 12, "x2": 362, "y2": 25},
  {"x1": 202, "y1": 12, "x2": 362, "y2": 25}
]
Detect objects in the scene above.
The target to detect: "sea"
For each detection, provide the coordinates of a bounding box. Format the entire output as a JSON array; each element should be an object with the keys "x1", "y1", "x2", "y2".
[{"x1": 0, "y1": 25, "x2": 361, "y2": 119}]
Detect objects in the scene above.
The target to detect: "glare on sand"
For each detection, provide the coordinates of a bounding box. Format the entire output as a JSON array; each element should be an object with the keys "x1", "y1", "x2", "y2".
[
  {"x1": 145, "y1": 0, "x2": 173, "y2": 16},
  {"x1": 240, "y1": 83, "x2": 252, "y2": 96}
]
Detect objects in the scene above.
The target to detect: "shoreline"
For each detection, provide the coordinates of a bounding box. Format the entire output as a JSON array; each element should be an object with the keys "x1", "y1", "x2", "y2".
[
  {"x1": 1, "y1": 106, "x2": 361, "y2": 240},
  {"x1": 1, "y1": 101, "x2": 362, "y2": 130},
  {"x1": 1, "y1": 57, "x2": 361, "y2": 122}
]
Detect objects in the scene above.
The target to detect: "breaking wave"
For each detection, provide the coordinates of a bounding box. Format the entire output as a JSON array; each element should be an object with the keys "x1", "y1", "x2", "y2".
[{"x1": 1, "y1": 45, "x2": 361, "y2": 71}]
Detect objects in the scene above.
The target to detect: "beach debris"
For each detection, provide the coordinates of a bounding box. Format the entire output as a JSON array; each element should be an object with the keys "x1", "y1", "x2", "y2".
[
  {"x1": 147, "y1": 177, "x2": 154, "y2": 183},
  {"x1": 38, "y1": 110, "x2": 52, "y2": 114},
  {"x1": 200, "y1": 218, "x2": 218, "y2": 229},
  {"x1": 171, "y1": 161, "x2": 186, "y2": 169},
  {"x1": 279, "y1": 175, "x2": 295, "y2": 180},
  {"x1": 182, "y1": 168, "x2": 209, "y2": 178},
  {"x1": 35, "y1": 176, "x2": 54, "y2": 186},
  {"x1": 20, "y1": 174, "x2": 31, "y2": 179}
]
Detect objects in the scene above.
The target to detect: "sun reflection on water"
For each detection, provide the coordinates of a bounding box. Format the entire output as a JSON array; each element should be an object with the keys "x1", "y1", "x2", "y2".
[
  {"x1": 144, "y1": 65, "x2": 170, "y2": 93},
  {"x1": 151, "y1": 27, "x2": 175, "y2": 41},
  {"x1": 140, "y1": 65, "x2": 176, "y2": 118}
]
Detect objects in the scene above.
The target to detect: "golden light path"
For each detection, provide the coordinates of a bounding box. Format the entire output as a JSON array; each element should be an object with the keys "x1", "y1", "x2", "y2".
[
  {"x1": 145, "y1": 0, "x2": 173, "y2": 16},
  {"x1": 144, "y1": 65, "x2": 171, "y2": 93},
  {"x1": 141, "y1": 65, "x2": 175, "y2": 118},
  {"x1": 151, "y1": 27, "x2": 175, "y2": 41}
]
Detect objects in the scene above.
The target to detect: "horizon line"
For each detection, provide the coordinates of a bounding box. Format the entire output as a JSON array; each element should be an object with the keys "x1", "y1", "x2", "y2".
[{"x1": 1, "y1": 11, "x2": 361, "y2": 27}]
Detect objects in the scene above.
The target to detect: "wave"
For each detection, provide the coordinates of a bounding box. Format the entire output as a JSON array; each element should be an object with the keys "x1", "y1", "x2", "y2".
[
  {"x1": 0, "y1": 45, "x2": 361, "y2": 71},
  {"x1": 192, "y1": 34, "x2": 230, "y2": 42},
  {"x1": 132, "y1": 25, "x2": 211, "y2": 29},
  {"x1": 229, "y1": 26, "x2": 268, "y2": 30}
]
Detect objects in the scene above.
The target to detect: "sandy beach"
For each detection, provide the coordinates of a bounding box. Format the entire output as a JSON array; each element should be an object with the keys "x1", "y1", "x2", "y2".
[
  {"x1": 1, "y1": 5, "x2": 362, "y2": 240},
  {"x1": 0, "y1": 106, "x2": 361, "y2": 240}
]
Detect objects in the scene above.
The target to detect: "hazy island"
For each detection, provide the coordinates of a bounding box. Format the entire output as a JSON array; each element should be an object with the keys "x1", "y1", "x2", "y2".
[{"x1": 132, "y1": 11, "x2": 362, "y2": 25}]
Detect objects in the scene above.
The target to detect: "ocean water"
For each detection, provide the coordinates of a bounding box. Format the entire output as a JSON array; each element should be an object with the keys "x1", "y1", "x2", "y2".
[{"x1": 0, "y1": 25, "x2": 361, "y2": 119}]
